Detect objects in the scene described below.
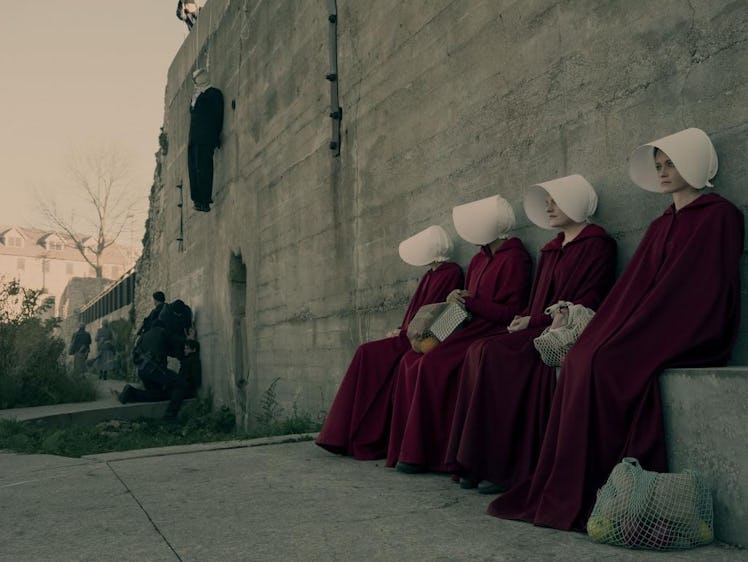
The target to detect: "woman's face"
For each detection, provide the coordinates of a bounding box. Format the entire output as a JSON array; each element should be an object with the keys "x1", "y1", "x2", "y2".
[
  {"x1": 544, "y1": 194, "x2": 575, "y2": 229},
  {"x1": 655, "y1": 149, "x2": 691, "y2": 193}
]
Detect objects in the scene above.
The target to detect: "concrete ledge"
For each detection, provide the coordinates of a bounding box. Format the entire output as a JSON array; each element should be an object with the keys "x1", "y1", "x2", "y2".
[
  {"x1": 1, "y1": 399, "x2": 195, "y2": 428},
  {"x1": 660, "y1": 367, "x2": 748, "y2": 548}
]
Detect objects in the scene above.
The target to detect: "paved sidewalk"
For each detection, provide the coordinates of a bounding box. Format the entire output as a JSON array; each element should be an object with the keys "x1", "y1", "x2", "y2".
[{"x1": 0, "y1": 438, "x2": 744, "y2": 561}]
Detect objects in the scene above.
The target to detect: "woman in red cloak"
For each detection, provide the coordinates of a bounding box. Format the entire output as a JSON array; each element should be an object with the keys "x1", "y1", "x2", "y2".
[
  {"x1": 446, "y1": 175, "x2": 617, "y2": 494},
  {"x1": 488, "y1": 128, "x2": 744, "y2": 531},
  {"x1": 316, "y1": 225, "x2": 463, "y2": 459},
  {"x1": 386, "y1": 195, "x2": 532, "y2": 473}
]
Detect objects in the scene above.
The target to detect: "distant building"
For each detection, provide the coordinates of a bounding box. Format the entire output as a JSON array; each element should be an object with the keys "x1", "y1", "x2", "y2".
[{"x1": 0, "y1": 225, "x2": 137, "y2": 315}]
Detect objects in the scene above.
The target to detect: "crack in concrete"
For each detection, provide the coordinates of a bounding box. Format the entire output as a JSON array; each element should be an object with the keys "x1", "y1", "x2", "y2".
[
  {"x1": 106, "y1": 462, "x2": 182, "y2": 561},
  {"x1": 330, "y1": 494, "x2": 464, "y2": 524}
]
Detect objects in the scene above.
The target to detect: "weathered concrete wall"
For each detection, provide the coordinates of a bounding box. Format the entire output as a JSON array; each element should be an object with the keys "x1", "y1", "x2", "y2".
[
  {"x1": 661, "y1": 368, "x2": 748, "y2": 547},
  {"x1": 136, "y1": 0, "x2": 748, "y2": 426},
  {"x1": 59, "y1": 277, "x2": 112, "y2": 345}
]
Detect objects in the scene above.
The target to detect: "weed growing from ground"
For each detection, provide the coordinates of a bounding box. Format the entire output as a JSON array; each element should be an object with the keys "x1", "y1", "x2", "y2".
[{"x1": 251, "y1": 378, "x2": 323, "y2": 438}]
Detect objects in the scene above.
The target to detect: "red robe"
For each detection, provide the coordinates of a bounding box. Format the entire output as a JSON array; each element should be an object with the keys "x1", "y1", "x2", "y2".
[
  {"x1": 489, "y1": 193, "x2": 743, "y2": 530},
  {"x1": 386, "y1": 238, "x2": 532, "y2": 471},
  {"x1": 446, "y1": 224, "x2": 617, "y2": 489},
  {"x1": 316, "y1": 261, "x2": 463, "y2": 459}
]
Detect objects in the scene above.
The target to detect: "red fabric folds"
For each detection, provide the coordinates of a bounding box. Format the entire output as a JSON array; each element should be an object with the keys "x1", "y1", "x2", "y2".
[
  {"x1": 386, "y1": 238, "x2": 532, "y2": 471},
  {"x1": 316, "y1": 261, "x2": 463, "y2": 459},
  {"x1": 445, "y1": 224, "x2": 617, "y2": 489},
  {"x1": 489, "y1": 194, "x2": 744, "y2": 530}
]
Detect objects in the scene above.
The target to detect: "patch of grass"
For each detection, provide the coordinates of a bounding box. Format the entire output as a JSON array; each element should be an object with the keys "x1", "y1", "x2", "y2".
[{"x1": 0, "y1": 396, "x2": 321, "y2": 458}]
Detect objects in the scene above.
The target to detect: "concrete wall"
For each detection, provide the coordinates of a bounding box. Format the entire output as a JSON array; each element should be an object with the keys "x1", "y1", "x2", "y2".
[
  {"x1": 136, "y1": 0, "x2": 748, "y2": 425},
  {"x1": 661, "y1": 368, "x2": 748, "y2": 547},
  {"x1": 59, "y1": 277, "x2": 112, "y2": 345}
]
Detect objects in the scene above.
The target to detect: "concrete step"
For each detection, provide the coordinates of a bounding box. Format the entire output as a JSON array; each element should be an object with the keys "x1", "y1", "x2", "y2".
[
  {"x1": 0, "y1": 376, "x2": 193, "y2": 428},
  {"x1": 660, "y1": 367, "x2": 748, "y2": 548}
]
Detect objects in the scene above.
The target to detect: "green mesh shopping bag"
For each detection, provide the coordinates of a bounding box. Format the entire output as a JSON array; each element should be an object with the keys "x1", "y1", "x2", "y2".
[{"x1": 587, "y1": 458, "x2": 714, "y2": 550}]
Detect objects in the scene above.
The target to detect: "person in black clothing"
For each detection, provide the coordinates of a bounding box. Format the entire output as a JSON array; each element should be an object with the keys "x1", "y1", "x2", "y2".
[
  {"x1": 93, "y1": 319, "x2": 116, "y2": 380},
  {"x1": 158, "y1": 299, "x2": 193, "y2": 359},
  {"x1": 137, "y1": 291, "x2": 166, "y2": 336},
  {"x1": 69, "y1": 324, "x2": 92, "y2": 374},
  {"x1": 116, "y1": 332, "x2": 201, "y2": 422},
  {"x1": 188, "y1": 68, "x2": 224, "y2": 212},
  {"x1": 178, "y1": 339, "x2": 202, "y2": 400},
  {"x1": 176, "y1": 0, "x2": 199, "y2": 30}
]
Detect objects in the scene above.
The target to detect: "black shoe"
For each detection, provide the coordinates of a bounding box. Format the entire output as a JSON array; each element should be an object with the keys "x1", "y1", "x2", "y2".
[
  {"x1": 459, "y1": 476, "x2": 478, "y2": 489},
  {"x1": 477, "y1": 480, "x2": 506, "y2": 495},
  {"x1": 117, "y1": 384, "x2": 135, "y2": 404},
  {"x1": 194, "y1": 202, "x2": 210, "y2": 212},
  {"x1": 395, "y1": 462, "x2": 426, "y2": 474}
]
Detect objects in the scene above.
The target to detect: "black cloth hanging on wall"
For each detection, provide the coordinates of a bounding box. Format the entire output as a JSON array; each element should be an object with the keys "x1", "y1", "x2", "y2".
[{"x1": 188, "y1": 87, "x2": 224, "y2": 211}]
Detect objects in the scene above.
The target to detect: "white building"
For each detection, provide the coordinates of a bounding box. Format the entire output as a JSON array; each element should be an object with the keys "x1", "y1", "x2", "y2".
[{"x1": 0, "y1": 225, "x2": 137, "y2": 315}]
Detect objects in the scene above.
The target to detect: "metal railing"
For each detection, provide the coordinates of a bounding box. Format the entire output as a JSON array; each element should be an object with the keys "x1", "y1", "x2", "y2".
[{"x1": 78, "y1": 268, "x2": 136, "y2": 324}]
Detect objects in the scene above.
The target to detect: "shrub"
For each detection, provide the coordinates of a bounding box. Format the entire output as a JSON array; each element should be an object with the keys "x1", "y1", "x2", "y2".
[{"x1": 0, "y1": 278, "x2": 97, "y2": 408}]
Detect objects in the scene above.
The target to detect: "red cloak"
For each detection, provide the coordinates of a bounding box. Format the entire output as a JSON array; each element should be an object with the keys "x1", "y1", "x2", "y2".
[
  {"x1": 489, "y1": 193, "x2": 743, "y2": 530},
  {"x1": 446, "y1": 224, "x2": 617, "y2": 489},
  {"x1": 386, "y1": 237, "x2": 532, "y2": 471},
  {"x1": 316, "y1": 261, "x2": 463, "y2": 459}
]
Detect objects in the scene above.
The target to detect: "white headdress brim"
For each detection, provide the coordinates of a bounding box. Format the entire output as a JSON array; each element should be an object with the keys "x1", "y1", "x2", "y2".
[
  {"x1": 628, "y1": 128, "x2": 718, "y2": 192},
  {"x1": 524, "y1": 174, "x2": 598, "y2": 229},
  {"x1": 398, "y1": 225, "x2": 453, "y2": 266},
  {"x1": 452, "y1": 195, "x2": 516, "y2": 245}
]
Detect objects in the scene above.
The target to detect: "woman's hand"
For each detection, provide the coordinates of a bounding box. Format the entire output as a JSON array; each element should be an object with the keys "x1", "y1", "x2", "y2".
[
  {"x1": 386, "y1": 328, "x2": 400, "y2": 338},
  {"x1": 446, "y1": 289, "x2": 470, "y2": 305},
  {"x1": 507, "y1": 315, "x2": 530, "y2": 333},
  {"x1": 549, "y1": 305, "x2": 569, "y2": 330}
]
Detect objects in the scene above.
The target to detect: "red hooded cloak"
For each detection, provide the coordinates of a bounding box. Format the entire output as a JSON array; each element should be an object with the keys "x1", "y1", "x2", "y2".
[
  {"x1": 386, "y1": 238, "x2": 531, "y2": 471},
  {"x1": 316, "y1": 261, "x2": 463, "y2": 459},
  {"x1": 446, "y1": 224, "x2": 617, "y2": 488},
  {"x1": 489, "y1": 194, "x2": 743, "y2": 530}
]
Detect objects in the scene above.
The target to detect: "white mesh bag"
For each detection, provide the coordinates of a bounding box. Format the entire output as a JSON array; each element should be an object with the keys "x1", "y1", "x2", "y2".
[
  {"x1": 533, "y1": 301, "x2": 595, "y2": 367},
  {"x1": 429, "y1": 302, "x2": 470, "y2": 341},
  {"x1": 588, "y1": 458, "x2": 714, "y2": 550},
  {"x1": 406, "y1": 302, "x2": 471, "y2": 353}
]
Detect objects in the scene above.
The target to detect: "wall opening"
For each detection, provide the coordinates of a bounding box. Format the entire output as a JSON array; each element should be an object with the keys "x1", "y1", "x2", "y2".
[{"x1": 229, "y1": 251, "x2": 248, "y2": 427}]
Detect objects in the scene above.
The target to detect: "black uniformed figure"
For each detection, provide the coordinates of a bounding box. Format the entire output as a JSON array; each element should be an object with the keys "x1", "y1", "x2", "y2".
[{"x1": 188, "y1": 68, "x2": 224, "y2": 212}]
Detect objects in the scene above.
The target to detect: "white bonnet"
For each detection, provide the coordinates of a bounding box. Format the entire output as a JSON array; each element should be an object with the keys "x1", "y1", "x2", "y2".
[
  {"x1": 398, "y1": 225, "x2": 453, "y2": 266},
  {"x1": 524, "y1": 174, "x2": 598, "y2": 230},
  {"x1": 452, "y1": 195, "x2": 516, "y2": 245},
  {"x1": 628, "y1": 128, "x2": 718, "y2": 192}
]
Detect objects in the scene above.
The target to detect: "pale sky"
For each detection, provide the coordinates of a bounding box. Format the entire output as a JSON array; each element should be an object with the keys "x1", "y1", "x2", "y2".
[{"x1": 0, "y1": 2, "x2": 192, "y2": 245}]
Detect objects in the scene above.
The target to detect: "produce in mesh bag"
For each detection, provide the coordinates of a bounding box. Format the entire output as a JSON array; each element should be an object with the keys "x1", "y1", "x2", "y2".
[
  {"x1": 533, "y1": 301, "x2": 595, "y2": 367},
  {"x1": 406, "y1": 302, "x2": 470, "y2": 353},
  {"x1": 587, "y1": 457, "x2": 714, "y2": 550}
]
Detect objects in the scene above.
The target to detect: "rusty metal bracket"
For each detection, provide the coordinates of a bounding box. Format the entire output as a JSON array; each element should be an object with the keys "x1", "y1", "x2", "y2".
[
  {"x1": 327, "y1": 0, "x2": 341, "y2": 156},
  {"x1": 176, "y1": 180, "x2": 185, "y2": 252}
]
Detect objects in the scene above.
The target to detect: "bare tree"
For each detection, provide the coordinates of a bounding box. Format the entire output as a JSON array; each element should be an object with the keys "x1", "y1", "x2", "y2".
[{"x1": 37, "y1": 144, "x2": 140, "y2": 278}]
